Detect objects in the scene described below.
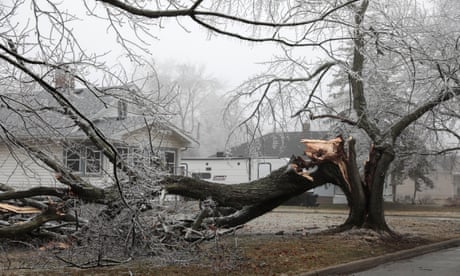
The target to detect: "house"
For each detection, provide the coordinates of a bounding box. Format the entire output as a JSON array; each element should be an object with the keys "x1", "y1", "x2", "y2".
[
  {"x1": 395, "y1": 154, "x2": 460, "y2": 205},
  {"x1": 230, "y1": 123, "x2": 329, "y2": 158},
  {"x1": 0, "y1": 77, "x2": 197, "y2": 190}
]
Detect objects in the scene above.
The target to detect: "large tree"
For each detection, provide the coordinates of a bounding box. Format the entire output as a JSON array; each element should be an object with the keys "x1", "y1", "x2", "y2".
[
  {"x1": 1, "y1": 0, "x2": 459, "y2": 250},
  {"x1": 170, "y1": 0, "x2": 458, "y2": 231}
]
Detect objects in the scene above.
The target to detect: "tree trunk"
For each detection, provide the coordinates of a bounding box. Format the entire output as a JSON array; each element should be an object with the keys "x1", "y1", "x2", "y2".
[
  {"x1": 0, "y1": 205, "x2": 66, "y2": 238},
  {"x1": 163, "y1": 136, "x2": 395, "y2": 233},
  {"x1": 342, "y1": 138, "x2": 367, "y2": 228},
  {"x1": 163, "y1": 164, "x2": 328, "y2": 228},
  {"x1": 412, "y1": 181, "x2": 417, "y2": 204},
  {"x1": 364, "y1": 144, "x2": 394, "y2": 232},
  {"x1": 391, "y1": 173, "x2": 397, "y2": 203}
]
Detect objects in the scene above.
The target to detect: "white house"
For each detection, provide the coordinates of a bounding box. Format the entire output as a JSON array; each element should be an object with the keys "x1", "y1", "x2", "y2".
[
  {"x1": 395, "y1": 154, "x2": 460, "y2": 205},
  {"x1": 0, "y1": 82, "x2": 197, "y2": 190}
]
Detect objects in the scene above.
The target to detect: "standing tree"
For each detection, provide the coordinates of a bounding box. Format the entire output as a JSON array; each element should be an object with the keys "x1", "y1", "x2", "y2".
[
  {"x1": 156, "y1": 0, "x2": 460, "y2": 231},
  {"x1": 144, "y1": 62, "x2": 240, "y2": 156},
  {"x1": 1, "y1": 0, "x2": 459, "y2": 252},
  {"x1": 389, "y1": 130, "x2": 435, "y2": 203}
]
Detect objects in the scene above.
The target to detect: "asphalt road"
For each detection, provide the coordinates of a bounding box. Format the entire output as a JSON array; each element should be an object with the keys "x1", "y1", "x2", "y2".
[{"x1": 354, "y1": 246, "x2": 460, "y2": 276}]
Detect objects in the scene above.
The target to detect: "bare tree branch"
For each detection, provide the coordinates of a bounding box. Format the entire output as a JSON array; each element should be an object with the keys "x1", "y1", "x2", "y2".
[
  {"x1": 388, "y1": 87, "x2": 460, "y2": 141},
  {"x1": 97, "y1": 0, "x2": 359, "y2": 27}
]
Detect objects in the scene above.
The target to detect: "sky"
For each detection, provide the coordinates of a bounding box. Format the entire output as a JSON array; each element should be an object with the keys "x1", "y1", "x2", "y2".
[
  {"x1": 150, "y1": 19, "x2": 280, "y2": 89},
  {"x1": 8, "y1": 1, "x2": 278, "y2": 90},
  {"x1": 57, "y1": 2, "x2": 282, "y2": 90}
]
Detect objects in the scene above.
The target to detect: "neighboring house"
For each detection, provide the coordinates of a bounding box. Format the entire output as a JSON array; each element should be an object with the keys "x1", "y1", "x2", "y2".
[
  {"x1": 395, "y1": 154, "x2": 460, "y2": 205},
  {"x1": 0, "y1": 78, "x2": 197, "y2": 190},
  {"x1": 230, "y1": 123, "x2": 329, "y2": 158}
]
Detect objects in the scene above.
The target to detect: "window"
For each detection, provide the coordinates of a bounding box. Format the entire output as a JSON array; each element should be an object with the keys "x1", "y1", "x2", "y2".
[
  {"x1": 213, "y1": 175, "x2": 227, "y2": 181},
  {"x1": 131, "y1": 147, "x2": 145, "y2": 167},
  {"x1": 178, "y1": 165, "x2": 186, "y2": 176},
  {"x1": 111, "y1": 146, "x2": 178, "y2": 175},
  {"x1": 117, "y1": 100, "x2": 127, "y2": 120},
  {"x1": 258, "y1": 163, "x2": 272, "y2": 179},
  {"x1": 64, "y1": 146, "x2": 103, "y2": 176},
  {"x1": 163, "y1": 151, "x2": 176, "y2": 174},
  {"x1": 85, "y1": 148, "x2": 102, "y2": 174},
  {"x1": 65, "y1": 149, "x2": 81, "y2": 172},
  {"x1": 192, "y1": 172, "x2": 211, "y2": 180},
  {"x1": 116, "y1": 147, "x2": 129, "y2": 161}
]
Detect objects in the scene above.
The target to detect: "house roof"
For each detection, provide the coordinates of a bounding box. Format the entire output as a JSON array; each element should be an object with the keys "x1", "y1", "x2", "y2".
[
  {"x1": 0, "y1": 85, "x2": 197, "y2": 147},
  {"x1": 231, "y1": 130, "x2": 331, "y2": 158}
]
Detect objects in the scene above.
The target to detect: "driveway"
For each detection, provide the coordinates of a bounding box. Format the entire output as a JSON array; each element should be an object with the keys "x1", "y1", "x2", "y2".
[{"x1": 354, "y1": 246, "x2": 460, "y2": 276}]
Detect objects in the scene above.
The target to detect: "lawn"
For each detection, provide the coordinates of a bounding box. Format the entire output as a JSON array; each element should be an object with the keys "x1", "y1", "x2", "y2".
[{"x1": 3, "y1": 204, "x2": 460, "y2": 275}]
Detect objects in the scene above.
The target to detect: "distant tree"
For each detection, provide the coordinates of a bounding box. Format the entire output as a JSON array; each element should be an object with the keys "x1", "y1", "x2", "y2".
[
  {"x1": 1, "y1": 0, "x2": 460, "y2": 255},
  {"x1": 215, "y1": 0, "x2": 460, "y2": 231},
  {"x1": 144, "y1": 62, "x2": 244, "y2": 156},
  {"x1": 0, "y1": 1, "x2": 364, "y2": 254},
  {"x1": 390, "y1": 131, "x2": 435, "y2": 203}
]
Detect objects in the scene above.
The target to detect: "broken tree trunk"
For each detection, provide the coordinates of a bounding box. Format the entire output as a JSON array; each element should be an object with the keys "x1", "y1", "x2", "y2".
[
  {"x1": 163, "y1": 163, "x2": 328, "y2": 228},
  {"x1": 162, "y1": 137, "x2": 352, "y2": 229},
  {"x1": 0, "y1": 205, "x2": 66, "y2": 238},
  {"x1": 163, "y1": 136, "x2": 393, "y2": 233},
  {"x1": 363, "y1": 143, "x2": 394, "y2": 232}
]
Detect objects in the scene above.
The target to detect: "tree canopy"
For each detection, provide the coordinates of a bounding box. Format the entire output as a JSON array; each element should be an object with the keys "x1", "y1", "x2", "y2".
[{"x1": 0, "y1": 0, "x2": 459, "y2": 263}]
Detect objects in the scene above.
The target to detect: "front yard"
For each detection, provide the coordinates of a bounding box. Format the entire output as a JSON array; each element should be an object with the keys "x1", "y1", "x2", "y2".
[{"x1": 3, "y1": 204, "x2": 460, "y2": 275}]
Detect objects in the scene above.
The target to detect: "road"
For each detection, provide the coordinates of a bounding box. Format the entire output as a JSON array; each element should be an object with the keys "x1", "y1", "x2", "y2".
[{"x1": 354, "y1": 246, "x2": 460, "y2": 276}]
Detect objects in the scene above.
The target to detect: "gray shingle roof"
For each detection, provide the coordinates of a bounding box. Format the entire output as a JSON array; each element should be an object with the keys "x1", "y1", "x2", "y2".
[
  {"x1": 0, "y1": 86, "x2": 197, "y2": 146},
  {"x1": 231, "y1": 130, "x2": 331, "y2": 158}
]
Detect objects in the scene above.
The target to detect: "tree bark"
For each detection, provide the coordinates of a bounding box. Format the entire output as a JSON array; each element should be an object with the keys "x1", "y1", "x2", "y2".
[
  {"x1": 0, "y1": 186, "x2": 69, "y2": 201},
  {"x1": 0, "y1": 205, "x2": 66, "y2": 238},
  {"x1": 342, "y1": 138, "x2": 367, "y2": 228},
  {"x1": 412, "y1": 181, "x2": 417, "y2": 205},
  {"x1": 163, "y1": 136, "x2": 395, "y2": 233},
  {"x1": 364, "y1": 144, "x2": 394, "y2": 231},
  {"x1": 163, "y1": 163, "x2": 328, "y2": 228}
]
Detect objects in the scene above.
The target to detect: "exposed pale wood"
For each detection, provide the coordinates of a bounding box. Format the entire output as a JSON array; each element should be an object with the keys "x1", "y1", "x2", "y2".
[
  {"x1": 301, "y1": 136, "x2": 351, "y2": 190},
  {"x1": 0, "y1": 206, "x2": 65, "y2": 237},
  {"x1": 0, "y1": 203, "x2": 41, "y2": 214}
]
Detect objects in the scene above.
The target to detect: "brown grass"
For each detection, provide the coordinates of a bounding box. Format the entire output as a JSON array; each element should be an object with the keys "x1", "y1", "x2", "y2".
[{"x1": 3, "y1": 205, "x2": 460, "y2": 275}]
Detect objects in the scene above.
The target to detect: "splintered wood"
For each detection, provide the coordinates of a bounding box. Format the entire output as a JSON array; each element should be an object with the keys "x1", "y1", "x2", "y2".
[
  {"x1": 300, "y1": 136, "x2": 351, "y2": 191},
  {"x1": 0, "y1": 203, "x2": 41, "y2": 214}
]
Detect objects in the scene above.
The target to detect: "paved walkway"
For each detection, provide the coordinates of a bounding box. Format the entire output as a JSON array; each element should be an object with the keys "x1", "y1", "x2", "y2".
[{"x1": 354, "y1": 246, "x2": 460, "y2": 276}]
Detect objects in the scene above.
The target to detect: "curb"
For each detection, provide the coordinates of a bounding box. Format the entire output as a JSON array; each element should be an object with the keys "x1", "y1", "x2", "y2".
[{"x1": 299, "y1": 237, "x2": 460, "y2": 275}]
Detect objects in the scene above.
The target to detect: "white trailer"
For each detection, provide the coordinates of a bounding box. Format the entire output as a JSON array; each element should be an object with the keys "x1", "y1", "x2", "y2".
[
  {"x1": 181, "y1": 156, "x2": 339, "y2": 204},
  {"x1": 180, "y1": 156, "x2": 289, "y2": 184}
]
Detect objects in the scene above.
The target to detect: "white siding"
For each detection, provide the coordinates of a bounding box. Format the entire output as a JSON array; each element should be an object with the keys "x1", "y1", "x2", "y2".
[
  {"x1": 181, "y1": 158, "x2": 250, "y2": 184},
  {"x1": 181, "y1": 157, "x2": 290, "y2": 185},
  {"x1": 0, "y1": 143, "x2": 119, "y2": 190},
  {"x1": 0, "y1": 144, "x2": 62, "y2": 190},
  {"x1": 0, "y1": 129, "x2": 191, "y2": 190},
  {"x1": 123, "y1": 127, "x2": 185, "y2": 149}
]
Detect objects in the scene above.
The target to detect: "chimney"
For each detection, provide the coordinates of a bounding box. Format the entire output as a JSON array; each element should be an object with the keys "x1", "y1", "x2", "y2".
[{"x1": 54, "y1": 65, "x2": 75, "y2": 91}]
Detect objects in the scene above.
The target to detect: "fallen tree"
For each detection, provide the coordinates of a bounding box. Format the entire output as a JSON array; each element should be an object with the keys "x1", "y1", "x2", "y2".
[
  {"x1": 0, "y1": 136, "x2": 359, "y2": 241},
  {"x1": 161, "y1": 136, "x2": 372, "y2": 233}
]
